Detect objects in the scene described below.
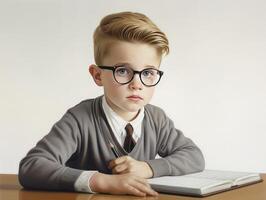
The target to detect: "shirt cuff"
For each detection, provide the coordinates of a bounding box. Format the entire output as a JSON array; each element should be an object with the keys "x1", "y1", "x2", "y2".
[{"x1": 74, "y1": 171, "x2": 98, "y2": 193}]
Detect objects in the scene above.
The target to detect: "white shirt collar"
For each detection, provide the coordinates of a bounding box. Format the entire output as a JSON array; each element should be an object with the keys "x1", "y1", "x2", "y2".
[{"x1": 102, "y1": 96, "x2": 144, "y2": 144}]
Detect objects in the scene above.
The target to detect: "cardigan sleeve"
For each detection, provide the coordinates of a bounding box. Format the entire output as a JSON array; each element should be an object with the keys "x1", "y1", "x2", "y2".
[
  {"x1": 18, "y1": 111, "x2": 85, "y2": 191},
  {"x1": 146, "y1": 110, "x2": 205, "y2": 177}
]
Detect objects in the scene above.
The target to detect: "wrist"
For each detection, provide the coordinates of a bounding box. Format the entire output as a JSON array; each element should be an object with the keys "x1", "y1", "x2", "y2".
[
  {"x1": 143, "y1": 162, "x2": 153, "y2": 178},
  {"x1": 89, "y1": 172, "x2": 110, "y2": 193}
]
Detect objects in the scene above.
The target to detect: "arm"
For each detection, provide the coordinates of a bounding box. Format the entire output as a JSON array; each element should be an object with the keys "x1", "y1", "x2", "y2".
[
  {"x1": 108, "y1": 110, "x2": 205, "y2": 178},
  {"x1": 146, "y1": 113, "x2": 205, "y2": 177},
  {"x1": 19, "y1": 111, "x2": 157, "y2": 196},
  {"x1": 18, "y1": 111, "x2": 84, "y2": 191}
]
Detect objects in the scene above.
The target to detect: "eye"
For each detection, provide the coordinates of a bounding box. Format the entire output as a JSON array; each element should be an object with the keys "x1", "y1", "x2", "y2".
[
  {"x1": 142, "y1": 69, "x2": 156, "y2": 77},
  {"x1": 115, "y1": 66, "x2": 131, "y2": 76}
]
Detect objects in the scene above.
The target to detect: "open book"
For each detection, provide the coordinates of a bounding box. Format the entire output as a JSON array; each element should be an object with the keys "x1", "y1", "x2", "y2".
[{"x1": 148, "y1": 169, "x2": 262, "y2": 197}]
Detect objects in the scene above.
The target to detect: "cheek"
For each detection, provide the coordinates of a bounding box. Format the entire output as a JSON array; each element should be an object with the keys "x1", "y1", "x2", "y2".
[
  {"x1": 102, "y1": 74, "x2": 118, "y2": 88},
  {"x1": 103, "y1": 79, "x2": 124, "y2": 95},
  {"x1": 144, "y1": 88, "x2": 155, "y2": 101}
]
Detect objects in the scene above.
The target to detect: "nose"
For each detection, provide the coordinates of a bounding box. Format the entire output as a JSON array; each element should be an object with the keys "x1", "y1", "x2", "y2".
[{"x1": 128, "y1": 74, "x2": 143, "y2": 90}]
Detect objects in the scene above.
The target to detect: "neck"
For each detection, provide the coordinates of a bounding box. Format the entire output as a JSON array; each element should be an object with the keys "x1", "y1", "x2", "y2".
[
  {"x1": 121, "y1": 110, "x2": 140, "y2": 122},
  {"x1": 112, "y1": 106, "x2": 140, "y2": 122},
  {"x1": 105, "y1": 97, "x2": 140, "y2": 122}
]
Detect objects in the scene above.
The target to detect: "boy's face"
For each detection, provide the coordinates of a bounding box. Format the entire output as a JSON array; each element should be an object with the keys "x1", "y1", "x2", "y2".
[{"x1": 91, "y1": 40, "x2": 161, "y2": 121}]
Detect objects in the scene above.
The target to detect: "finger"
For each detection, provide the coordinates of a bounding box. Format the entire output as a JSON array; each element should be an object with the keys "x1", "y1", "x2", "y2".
[
  {"x1": 108, "y1": 156, "x2": 128, "y2": 169},
  {"x1": 119, "y1": 169, "x2": 130, "y2": 174},
  {"x1": 131, "y1": 180, "x2": 158, "y2": 196},
  {"x1": 134, "y1": 176, "x2": 151, "y2": 188},
  {"x1": 126, "y1": 184, "x2": 146, "y2": 197},
  {"x1": 108, "y1": 159, "x2": 126, "y2": 170},
  {"x1": 112, "y1": 163, "x2": 128, "y2": 174}
]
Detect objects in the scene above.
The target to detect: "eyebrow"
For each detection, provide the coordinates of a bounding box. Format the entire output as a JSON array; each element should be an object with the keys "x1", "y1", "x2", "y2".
[{"x1": 114, "y1": 62, "x2": 157, "y2": 69}]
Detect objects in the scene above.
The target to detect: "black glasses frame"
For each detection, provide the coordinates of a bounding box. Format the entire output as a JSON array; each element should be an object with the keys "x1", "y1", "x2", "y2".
[{"x1": 98, "y1": 65, "x2": 164, "y2": 87}]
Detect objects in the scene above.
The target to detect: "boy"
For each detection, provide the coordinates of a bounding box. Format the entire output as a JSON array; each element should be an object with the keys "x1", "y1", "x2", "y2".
[{"x1": 19, "y1": 11, "x2": 205, "y2": 197}]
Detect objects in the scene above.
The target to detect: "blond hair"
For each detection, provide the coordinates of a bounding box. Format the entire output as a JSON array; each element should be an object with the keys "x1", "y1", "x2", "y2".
[{"x1": 93, "y1": 11, "x2": 169, "y2": 65}]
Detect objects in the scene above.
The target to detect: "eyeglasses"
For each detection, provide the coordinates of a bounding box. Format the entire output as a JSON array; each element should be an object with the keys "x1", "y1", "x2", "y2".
[{"x1": 97, "y1": 65, "x2": 164, "y2": 87}]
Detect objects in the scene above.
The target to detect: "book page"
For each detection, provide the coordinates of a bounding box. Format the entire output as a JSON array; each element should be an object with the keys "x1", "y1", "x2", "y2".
[
  {"x1": 148, "y1": 170, "x2": 261, "y2": 196},
  {"x1": 185, "y1": 170, "x2": 260, "y2": 185},
  {"x1": 148, "y1": 175, "x2": 231, "y2": 189}
]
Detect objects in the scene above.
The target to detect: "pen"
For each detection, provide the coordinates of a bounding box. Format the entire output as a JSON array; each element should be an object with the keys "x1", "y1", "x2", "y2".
[{"x1": 109, "y1": 142, "x2": 119, "y2": 158}]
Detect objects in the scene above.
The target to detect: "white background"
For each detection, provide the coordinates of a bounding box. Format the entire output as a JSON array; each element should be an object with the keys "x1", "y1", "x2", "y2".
[{"x1": 1, "y1": 0, "x2": 265, "y2": 174}]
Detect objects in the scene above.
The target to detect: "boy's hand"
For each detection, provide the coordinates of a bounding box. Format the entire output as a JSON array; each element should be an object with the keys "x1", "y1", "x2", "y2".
[
  {"x1": 108, "y1": 156, "x2": 153, "y2": 178},
  {"x1": 90, "y1": 172, "x2": 158, "y2": 197}
]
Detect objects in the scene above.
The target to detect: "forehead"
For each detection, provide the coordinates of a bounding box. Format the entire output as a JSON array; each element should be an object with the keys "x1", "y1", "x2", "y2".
[{"x1": 102, "y1": 40, "x2": 161, "y2": 69}]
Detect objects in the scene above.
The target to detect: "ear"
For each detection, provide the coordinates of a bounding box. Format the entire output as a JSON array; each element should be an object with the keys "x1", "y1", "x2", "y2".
[{"x1": 89, "y1": 64, "x2": 103, "y2": 86}]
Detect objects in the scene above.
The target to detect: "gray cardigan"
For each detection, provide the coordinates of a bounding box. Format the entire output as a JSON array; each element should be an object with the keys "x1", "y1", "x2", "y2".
[{"x1": 19, "y1": 96, "x2": 205, "y2": 191}]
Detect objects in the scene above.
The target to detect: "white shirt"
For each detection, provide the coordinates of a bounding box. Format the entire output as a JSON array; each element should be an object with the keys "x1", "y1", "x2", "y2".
[
  {"x1": 74, "y1": 96, "x2": 144, "y2": 193},
  {"x1": 101, "y1": 95, "x2": 144, "y2": 145}
]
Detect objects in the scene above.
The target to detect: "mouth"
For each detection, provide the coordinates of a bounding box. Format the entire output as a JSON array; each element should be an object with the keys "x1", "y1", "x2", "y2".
[{"x1": 127, "y1": 95, "x2": 143, "y2": 101}]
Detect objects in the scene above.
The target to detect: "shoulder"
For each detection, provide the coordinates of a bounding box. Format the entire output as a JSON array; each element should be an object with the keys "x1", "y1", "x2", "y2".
[
  {"x1": 144, "y1": 104, "x2": 165, "y2": 116},
  {"x1": 66, "y1": 95, "x2": 103, "y2": 121},
  {"x1": 144, "y1": 104, "x2": 178, "y2": 137},
  {"x1": 144, "y1": 104, "x2": 169, "y2": 125}
]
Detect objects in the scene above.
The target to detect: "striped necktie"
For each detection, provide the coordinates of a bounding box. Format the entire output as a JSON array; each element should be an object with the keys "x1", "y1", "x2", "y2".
[{"x1": 123, "y1": 123, "x2": 135, "y2": 153}]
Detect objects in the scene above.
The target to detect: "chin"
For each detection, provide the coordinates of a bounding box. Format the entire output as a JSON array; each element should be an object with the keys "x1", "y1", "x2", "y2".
[{"x1": 125, "y1": 105, "x2": 143, "y2": 112}]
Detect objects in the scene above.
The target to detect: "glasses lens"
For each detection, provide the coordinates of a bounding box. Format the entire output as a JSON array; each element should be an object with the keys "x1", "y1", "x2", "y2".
[
  {"x1": 141, "y1": 69, "x2": 161, "y2": 86},
  {"x1": 114, "y1": 66, "x2": 133, "y2": 84}
]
